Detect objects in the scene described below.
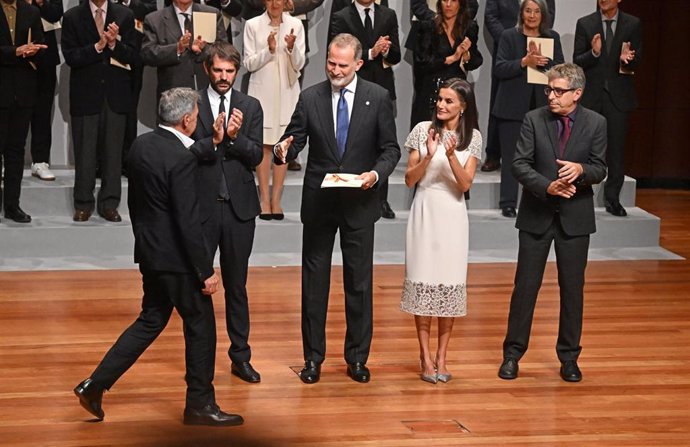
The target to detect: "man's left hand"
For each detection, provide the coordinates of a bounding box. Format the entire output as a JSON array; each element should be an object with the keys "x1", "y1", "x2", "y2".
[
  {"x1": 357, "y1": 171, "x2": 377, "y2": 190},
  {"x1": 227, "y1": 108, "x2": 243, "y2": 139},
  {"x1": 556, "y1": 159, "x2": 584, "y2": 184}
]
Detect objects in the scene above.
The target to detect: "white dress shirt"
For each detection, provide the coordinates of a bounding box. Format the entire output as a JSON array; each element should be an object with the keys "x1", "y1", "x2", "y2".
[
  {"x1": 207, "y1": 86, "x2": 232, "y2": 128},
  {"x1": 159, "y1": 125, "x2": 196, "y2": 149}
]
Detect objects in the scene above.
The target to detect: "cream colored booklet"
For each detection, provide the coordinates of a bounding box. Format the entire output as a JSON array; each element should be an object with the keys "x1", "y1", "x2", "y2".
[
  {"x1": 526, "y1": 36, "x2": 554, "y2": 85},
  {"x1": 192, "y1": 11, "x2": 217, "y2": 42},
  {"x1": 321, "y1": 173, "x2": 363, "y2": 188}
]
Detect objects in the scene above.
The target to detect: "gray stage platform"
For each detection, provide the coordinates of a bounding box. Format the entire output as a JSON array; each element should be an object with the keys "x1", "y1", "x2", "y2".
[{"x1": 0, "y1": 168, "x2": 681, "y2": 271}]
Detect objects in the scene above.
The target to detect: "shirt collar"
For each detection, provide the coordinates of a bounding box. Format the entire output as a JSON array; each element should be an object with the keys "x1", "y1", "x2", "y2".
[
  {"x1": 2, "y1": 0, "x2": 17, "y2": 10},
  {"x1": 159, "y1": 124, "x2": 195, "y2": 149},
  {"x1": 600, "y1": 9, "x2": 619, "y2": 23},
  {"x1": 174, "y1": 3, "x2": 191, "y2": 16},
  {"x1": 354, "y1": 1, "x2": 374, "y2": 17},
  {"x1": 89, "y1": 0, "x2": 108, "y2": 16},
  {"x1": 207, "y1": 85, "x2": 233, "y2": 103}
]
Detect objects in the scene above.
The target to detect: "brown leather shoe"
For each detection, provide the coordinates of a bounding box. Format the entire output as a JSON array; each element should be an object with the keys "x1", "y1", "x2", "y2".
[
  {"x1": 73, "y1": 209, "x2": 92, "y2": 222},
  {"x1": 287, "y1": 160, "x2": 302, "y2": 171},
  {"x1": 99, "y1": 208, "x2": 122, "y2": 222},
  {"x1": 480, "y1": 158, "x2": 501, "y2": 172}
]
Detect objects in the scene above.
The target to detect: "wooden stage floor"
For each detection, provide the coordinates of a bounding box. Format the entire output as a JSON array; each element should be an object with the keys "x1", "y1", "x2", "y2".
[{"x1": 1, "y1": 190, "x2": 690, "y2": 446}]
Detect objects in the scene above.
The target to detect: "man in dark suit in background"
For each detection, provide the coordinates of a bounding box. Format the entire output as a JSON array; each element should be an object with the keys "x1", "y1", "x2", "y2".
[
  {"x1": 0, "y1": 0, "x2": 46, "y2": 223},
  {"x1": 115, "y1": 0, "x2": 157, "y2": 174},
  {"x1": 483, "y1": 0, "x2": 556, "y2": 173},
  {"x1": 163, "y1": 0, "x2": 242, "y2": 43},
  {"x1": 498, "y1": 63, "x2": 607, "y2": 383},
  {"x1": 574, "y1": 0, "x2": 641, "y2": 217},
  {"x1": 62, "y1": 0, "x2": 138, "y2": 222},
  {"x1": 275, "y1": 33, "x2": 400, "y2": 384},
  {"x1": 191, "y1": 41, "x2": 265, "y2": 383},
  {"x1": 27, "y1": 0, "x2": 62, "y2": 183},
  {"x1": 141, "y1": 0, "x2": 227, "y2": 101},
  {"x1": 74, "y1": 87, "x2": 243, "y2": 426},
  {"x1": 328, "y1": 0, "x2": 400, "y2": 220}
]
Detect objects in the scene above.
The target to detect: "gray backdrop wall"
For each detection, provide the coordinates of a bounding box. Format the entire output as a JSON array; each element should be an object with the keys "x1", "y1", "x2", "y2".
[{"x1": 42, "y1": 0, "x2": 594, "y2": 168}]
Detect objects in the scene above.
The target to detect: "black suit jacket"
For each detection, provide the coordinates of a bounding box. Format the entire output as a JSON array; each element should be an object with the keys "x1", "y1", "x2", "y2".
[
  {"x1": 328, "y1": 3, "x2": 400, "y2": 100},
  {"x1": 32, "y1": 0, "x2": 62, "y2": 66},
  {"x1": 330, "y1": 0, "x2": 389, "y2": 19},
  {"x1": 484, "y1": 0, "x2": 555, "y2": 43},
  {"x1": 0, "y1": 0, "x2": 45, "y2": 108},
  {"x1": 127, "y1": 128, "x2": 214, "y2": 283},
  {"x1": 573, "y1": 10, "x2": 642, "y2": 113},
  {"x1": 191, "y1": 88, "x2": 264, "y2": 222},
  {"x1": 404, "y1": 0, "x2": 477, "y2": 50},
  {"x1": 492, "y1": 27, "x2": 564, "y2": 121},
  {"x1": 513, "y1": 106, "x2": 607, "y2": 237},
  {"x1": 61, "y1": 1, "x2": 138, "y2": 116},
  {"x1": 276, "y1": 77, "x2": 401, "y2": 228},
  {"x1": 163, "y1": 0, "x2": 241, "y2": 43}
]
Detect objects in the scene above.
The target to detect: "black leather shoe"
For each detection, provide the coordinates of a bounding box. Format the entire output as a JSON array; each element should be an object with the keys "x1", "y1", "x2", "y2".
[
  {"x1": 98, "y1": 208, "x2": 122, "y2": 222},
  {"x1": 501, "y1": 206, "x2": 517, "y2": 218},
  {"x1": 231, "y1": 361, "x2": 261, "y2": 383},
  {"x1": 74, "y1": 378, "x2": 105, "y2": 421},
  {"x1": 560, "y1": 360, "x2": 582, "y2": 382},
  {"x1": 346, "y1": 362, "x2": 370, "y2": 383},
  {"x1": 605, "y1": 201, "x2": 627, "y2": 217},
  {"x1": 381, "y1": 201, "x2": 395, "y2": 219},
  {"x1": 480, "y1": 158, "x2": 501, "y2": 172},
  {"x1": 287, "y1": 160, "x2": 302, "y2": 171},
  {"x1": 498, "y1": 358, "x2": 519, "y2": 380},
  {"x1": 300, "y1": 360, "x2": 321, "y2": 384},
  {"x1": 183, "y1": 403, "x2": 244, "y2": 426},
  {"x1": 5, "y1": 206, "x2": 31, "y2": 223}
]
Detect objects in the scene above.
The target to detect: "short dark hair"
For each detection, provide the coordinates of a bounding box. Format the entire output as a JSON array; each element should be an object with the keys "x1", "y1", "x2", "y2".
[{"x1": 203, "y1": 41, "x2": 241, "y2": 70}]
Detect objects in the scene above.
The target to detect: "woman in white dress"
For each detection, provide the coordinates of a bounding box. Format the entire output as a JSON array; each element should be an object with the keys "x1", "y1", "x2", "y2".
[
  {"x1": 400, "y1": 78, "x2": 482, "y2": 383},
  {"x1": 243, "y1": 0, "x2": 305, "y2": 220}
]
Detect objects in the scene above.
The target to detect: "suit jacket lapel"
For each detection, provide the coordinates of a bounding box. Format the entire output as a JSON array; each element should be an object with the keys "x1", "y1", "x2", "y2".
[
  {"x1": 81, "y1": 2, "x2": 102, "y2": 44},
  {"x1": 342, "y1": 78, "x2": 372, "y2": 162},
  {"x1": 0, "y1": 8, "x2": 10, "y2": 45},
  {"x1": 164, "y1": 5, "x2": 182, "y2": 42},
  {"x1": 562, "y1": 109, "x2": 586, "y2": 159},
  {"x1": 543, "y1": 112, "x2": 559, "y2": 159},
  {"x1": 348, "y1": 4, "x2": 366, "y2": 36},
  {"x1": 316, "y1": 82, "x2": 340, "y2": 161},
  {"x1": 197, "y1": 89, "x2": 215, "y2": 137}
]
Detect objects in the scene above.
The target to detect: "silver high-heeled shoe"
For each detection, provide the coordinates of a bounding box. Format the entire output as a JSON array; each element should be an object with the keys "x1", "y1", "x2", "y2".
[
  {"x1": 436, "y1": 372, "x2": 452, "y2": 383},
  {"x1": 420, "y1": 360, "x2": 438, "y2": 384}
]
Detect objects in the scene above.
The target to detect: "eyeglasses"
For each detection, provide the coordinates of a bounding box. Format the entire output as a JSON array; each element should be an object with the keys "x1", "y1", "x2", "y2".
[{"x1": 544, "y1": 87, "x2": 575, "y2": 98}]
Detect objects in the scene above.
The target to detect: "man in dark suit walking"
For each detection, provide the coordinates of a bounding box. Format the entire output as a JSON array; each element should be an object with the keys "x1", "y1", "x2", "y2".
[
  {"x1": 27, "y1": 0, "x2": 62, "y2": 183},
  {"x1": 497, "y1": 63, "x2": 607, "y2": 383},
  {"x1": 191, "y1": 41, "x2": 264, "y2": 383},
  {"x1": 141, "y1": 0, "x2": 227, "y2": 101},
  {"x1": 328, "y1": 0, "x2": 400, "y2": 220},
  {"x1": 74, "y1": 87, "x2": 243, "y2": 426},
  {"x1": 0, "y1": 0, "x2": 46, "y2": 223},
  {"x1": 482, "y1": 0, "x2": 555, "y2": 173},
  {"x1": 574, "y1": 0, "x2": 641, "y2": 217},
  {"x1": 275, "y1": 33, "x2": 401, "y2": 384},
  {"x1": 62, "y1": 0, "x2": 139, "y2": 222}
]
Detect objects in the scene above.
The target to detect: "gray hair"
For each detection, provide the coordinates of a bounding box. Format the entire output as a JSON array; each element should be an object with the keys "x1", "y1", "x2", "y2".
[
  {"x1": 328, "y1": 33, "x2": 362, "y2": 61},
  {"x1": 158, "y1": 88, "x2": 199, "y2": 126},
  {"x1": 517, "y1": 0, "x2": 552, "y2": 36},
  {"x1": 547, "y1": 63, "x2": 586, "y2": 91}
]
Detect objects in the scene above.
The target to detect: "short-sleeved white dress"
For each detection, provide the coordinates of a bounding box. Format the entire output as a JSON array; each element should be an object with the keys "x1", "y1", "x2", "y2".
[{"x1": 400, "y1": 122, "x2": 483, "y2": 317}]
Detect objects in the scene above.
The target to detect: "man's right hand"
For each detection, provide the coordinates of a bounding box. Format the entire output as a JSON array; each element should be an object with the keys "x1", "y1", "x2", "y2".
[
  {"x1": 275, "y1": 135, "x2": 293, "y2": 163},
  {"x1": 213, "y1": 112, "x2": 225, "y2": 146},
  {"x1": 177, "y1": 31, "x2": 191, "y2": 55},
  {"x1": 547, "y1": 179, "x2": 576, "y2": 199},
  {"x1": 201, "y1": 272, "x2": 220, "y2": 295},
  {"x1": 591, "y1": 33, "x2": 602, "y2": 56}
]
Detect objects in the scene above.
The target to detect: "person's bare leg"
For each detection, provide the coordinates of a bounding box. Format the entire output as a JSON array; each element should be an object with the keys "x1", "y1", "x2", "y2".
[
  {"x1": 257, "y1": 145, "x2": 272, "y2": 215},
  {"x1": 415, "y1": 315, "x2": 435, "y2": 377},
  {"x1": 436, "y1": 317, "x2": 455, "y2": 376},
  {"x1": 270, "y1": 162, "x2": 287, "y2": 216}
]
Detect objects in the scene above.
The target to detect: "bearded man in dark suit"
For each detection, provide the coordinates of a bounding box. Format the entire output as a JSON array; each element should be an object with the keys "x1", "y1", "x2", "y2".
[
  {"x1": 275, "y1": 33, "x2": 400, "y2": 384},
  {"x1": 498, "y1": 63, "x2": 607, "y2": 383}
]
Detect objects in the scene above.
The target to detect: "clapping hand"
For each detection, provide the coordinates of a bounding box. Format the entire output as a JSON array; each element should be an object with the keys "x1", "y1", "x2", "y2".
[
  {"x1": 16, "y1": 41, "x2": 47, "y2": 58},
  {"x1": 275, "y1": 135, "x2": 293, "y2": 163},
  {"x1": 227, "y1": 108, "x2": 243, "y2": 139},
  {"x1": 284, "y1": 28, "x2": 296, "y2": 52},
  {"x1": 443, "y1": 133, "x2": 458, "y2": 159},
  {"x1": 620, "y1": 42, "x2": 635, "y2": 64},
  {"x1": 212, "y1": 112, "x2": 225, "y2": 146},
  {"x1": 177, "y1": 31, "x2": 192, "y2": 54},
  {"x1": 268, "y1": 30, "x2": 277, "y2": 54},
  {"x1": 191, "y1": 35, "x2": 206, "y2": 54},
  {"x1": 425, "y1": 128, "x2": 439, "y2": 159},
  {"x1": 371, "y1": 35, "x2": 391, "y2": 58},
  {"x1": 457, "y1": 37, "x2": 472, "y2": 63},
  {"x1": 591, "y1": 33, "x2": 602, "y2": 56},
  {"x1": 523, "y1": 40, "x2": 549, "y2": 68},
  {"x1": 104, "y1": 22, "x2": 120, "y2": 47}
]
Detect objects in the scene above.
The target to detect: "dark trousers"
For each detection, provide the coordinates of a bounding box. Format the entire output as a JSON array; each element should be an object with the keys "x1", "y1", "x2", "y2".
[
  {"x1": 301, "y1": 219, "x2": 375, "y2": 365},
  {"x1": 204, "y1": 200, "x2": 256, "y2": 364},
  {"x1": 0, "y1": 103, "x2": 32, "y2": 211},
  {"x1": 29, "y1": 65, "x2": 57, "y2": 164},
  {"x1": 90, "y1": 269, "x2": 217, "y2": 409},
  {"x1": 485, "y1": 43, "x2": 501, "y2": 162},
  {"x1": 592, "y1": 90, "x2": 629, "y2": 204},
  {"x1": 122, "y1": 64, "x2": 144, "y2": 172},
  {"x1": 498, "y1": 118, "x2": 523, "y2": 209},
  {"x1": 503, "y1": 215, "x2": 589, "y2": 363},
  {"x1": 71, "y1": 100, "x2": 126, "y2": 213}
]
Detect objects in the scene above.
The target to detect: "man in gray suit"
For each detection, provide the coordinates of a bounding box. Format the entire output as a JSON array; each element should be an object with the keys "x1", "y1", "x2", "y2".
[
  {"x1": 141, "y1": 0, "x2": 227, "y2": 100},
  {"x1": 497, "y1": 63, "x2": 607, "y2": 383}
]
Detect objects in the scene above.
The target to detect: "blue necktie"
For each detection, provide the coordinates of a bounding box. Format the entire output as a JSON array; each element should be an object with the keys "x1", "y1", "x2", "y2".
[{"x1": 336, "y1": 88, "x2": 349, "y2": 159}]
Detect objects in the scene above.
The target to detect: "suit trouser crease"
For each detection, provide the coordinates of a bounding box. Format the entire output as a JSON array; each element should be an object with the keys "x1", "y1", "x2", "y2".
[
  {"x1": 0, "y1": 105, "x2": 32, "y2": 210},
  {"x1": 599, "y1": 91, "x2": 629, "y2": 204},
  {"x1": 498, "y1": 119, "x2": 522, "y2": 209},
  {"x1": 30, "y1": 66, "x2": 58, "y2": 163},
  {"x1": 90, "y1": 270, "x2": 216, "y2": 409},
  {"x1": 485, "y1": 42, "x2": 501, "y2": 161},
  {"x1": 503, "y1": 216, "x2": 588, "y2": 362},
  {"x1": 208, "y1": 201, "x2": 255, "y2": 363},
  {"x1": 72, "y1": 99, "x2": 125, "y2": 212}
]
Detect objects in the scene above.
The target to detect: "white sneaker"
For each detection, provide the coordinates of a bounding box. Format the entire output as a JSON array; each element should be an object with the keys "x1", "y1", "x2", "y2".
[{"x1": 31, "y1": 162, "x2": 56, "y2": 181}]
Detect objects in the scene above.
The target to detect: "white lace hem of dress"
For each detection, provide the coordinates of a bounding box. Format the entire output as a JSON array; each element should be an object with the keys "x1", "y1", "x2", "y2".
[{"x1": 400, "y1": 278, "x2": 467, "y2": 317}]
